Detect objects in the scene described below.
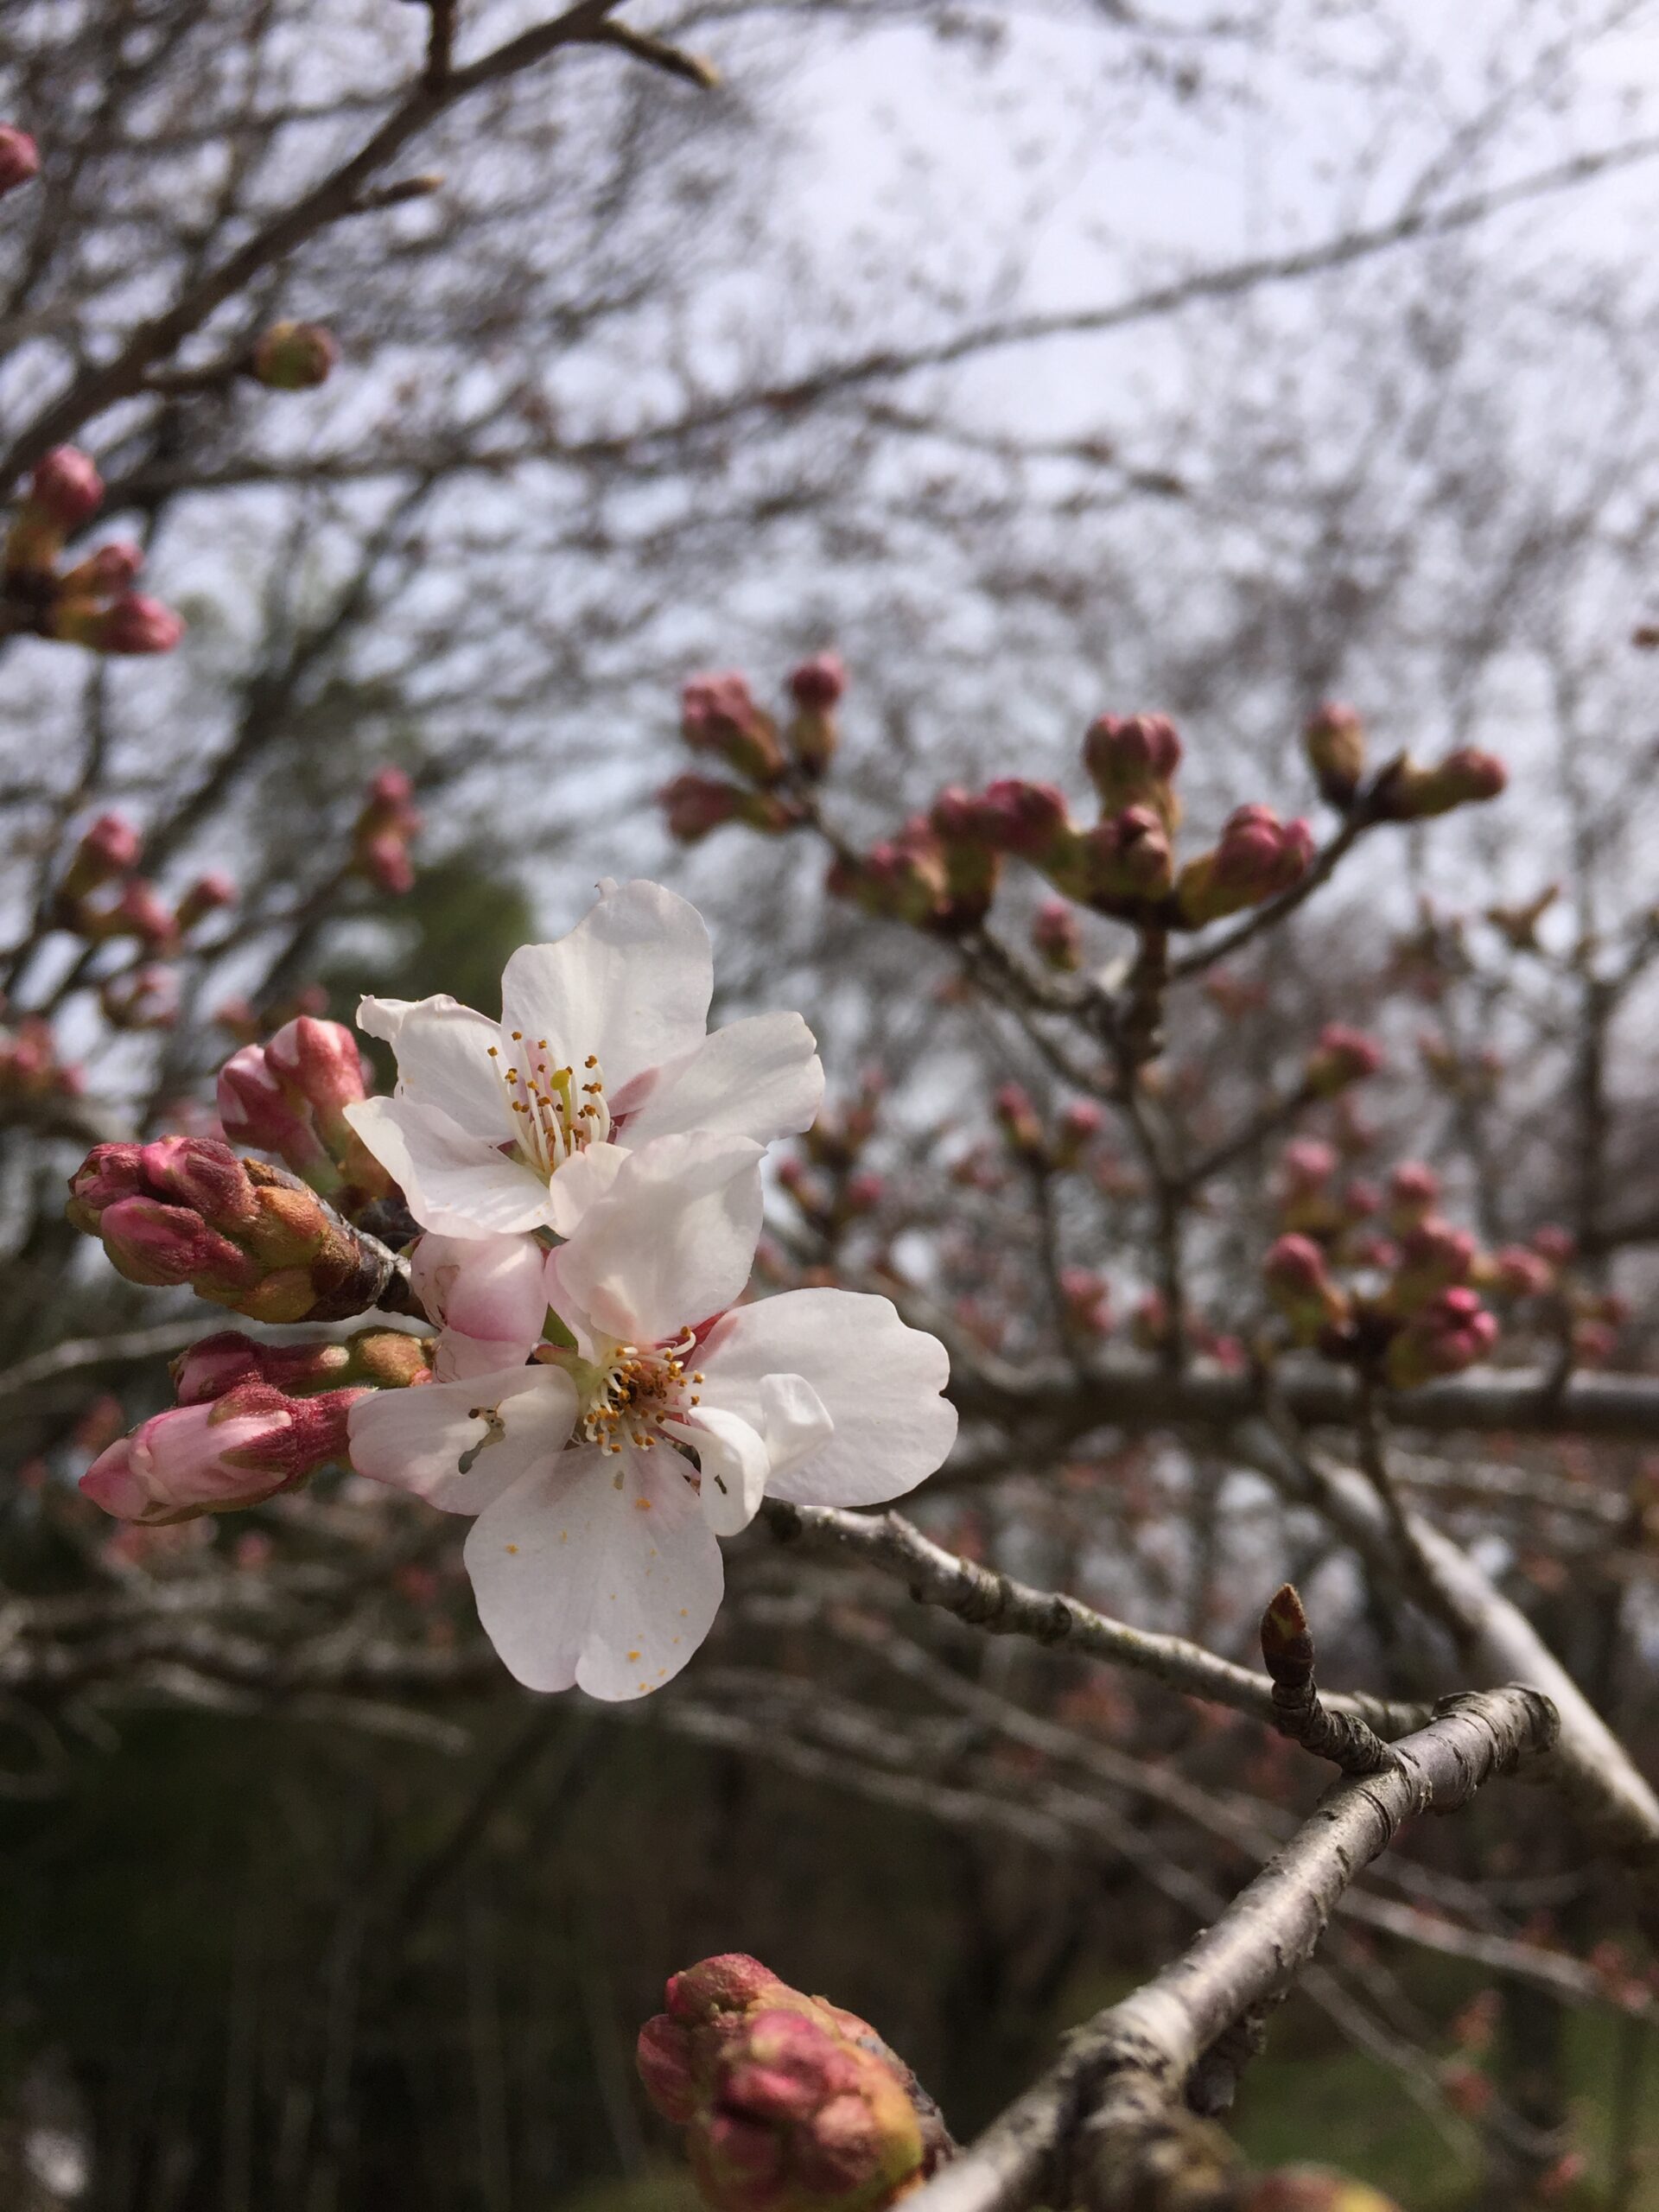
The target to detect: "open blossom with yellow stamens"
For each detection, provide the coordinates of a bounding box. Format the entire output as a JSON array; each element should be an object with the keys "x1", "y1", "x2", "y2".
[
  {"x1": 347, "y1": 1134, "x2": 955, "y2": 1700},
  {"x1": 345, "y1": 879, "x2": 823, "y2": 1240}
]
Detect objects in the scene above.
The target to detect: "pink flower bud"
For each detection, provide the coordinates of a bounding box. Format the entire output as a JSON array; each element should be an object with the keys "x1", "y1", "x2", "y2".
[
  {"x1": 29, "y1": 446, "x2": 103, "y2": 530},
  {"x1": 1386, "y1": 1160, "x2": 1440, "y2": 1230},
  {"x1": 1263, "y1": 1233, "x2": 1349, "y2": 1342},
  {"x1": 410, "y1": 1233, "x2": 550, "y2": 1363},
  {"x1": 0, "y1": 125, "x2": 39, "y2": 196},
  {"x1": 1483, "y1": 1245, "x2": 1553, "y2": 1299},
  {"x1": 789, "y1": 654, "x2": 846, "y2": 711},
  {"x1": 661, "y1": 772, "x2": 746, "y2": 842},
  {"x1": 218, "y1": 1043, "x2": 334, "y2": 1181},
  {"x1": 1081, "y1": 712, "x2": 1182, "y2": 826},
  {"x1": 1032, "y1": 897, "x2": 1082, "y2": 971},
  {"x1": 992, "y1": 1082, "x2": 1045, "y2": 1159},
  {"x1": 264, "y1": 1016, "x2": 368, "y2": 1148},
  {"x1": 1079, "y1": 804, "x2": 1173, "y2": 907},
  {"x1": 682, "y1": 671, "x2": 786, "y2": 785},
  {"x1": 96, "y1": 1194, "x2": 256, "y2": 1292},
  {"x1": 175, "y1": 872, "x2": 237, "y2": 931},
  {"x1": 1280, "y1": 1138, "x2": 1338, "y2": 1193},
  {"x1": 1389, "y1": 1216, "x2": 1478, "y2": 1313},
  {"x1": 57, "y1": 590, "x2": 185, "y2": 654},
  {"x1": 1303, "y1": 702, "x2": 1367, "y2": 805},
  {"x1": 1305, "y1": 1023, "x2": 1383, "y2": 1097},
  {"x1": 81, "y1": 1380, "x2": 359, "y2": 1526},
  {"x1": 58, "y1": 540, "x2": 144, "y2": 596},
  {"x1": 251, "y1": 320, "x2": 340, "y2": 391},
  {"x1": 1531, "y1": 1224, "x2": 1575, "y2": 1266},
  {"x1": 1177, "y1": 806, "x2": 1314, "y2": 926},
  {"x1": 92, "y1": 875, "x2": 179, "y2": 950},
  {"x1": 59, "y1": 811, "x2": 141, "y2": 901},
  {"x1": 1386, "y1": 1286, "x2": 1497, "y2": 1389},
  {"x1": 842, "y1": 1170, "x2": 883, "y2": 1216},
  {"x1": 352, "y1": 766, "x2": 422, "y2": 893},
  {"x1": 976, "y1": 779, "x2": 1074, "y2": 862},
  {"x1": 1376, "y1": 748, "x2": 1507, "y2": 820},
  {"x1": 175, "y1": 1326, "x2": 427, "y2": 1402},
  {"x1": 666, "y1": 1955, "x2": 785, "y2": 2024}
]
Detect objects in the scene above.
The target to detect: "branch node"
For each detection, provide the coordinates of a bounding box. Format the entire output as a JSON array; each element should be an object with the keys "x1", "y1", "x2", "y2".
[{"x1": 1260, "y1": 1583, "x2": 1399, "y2": 1777}]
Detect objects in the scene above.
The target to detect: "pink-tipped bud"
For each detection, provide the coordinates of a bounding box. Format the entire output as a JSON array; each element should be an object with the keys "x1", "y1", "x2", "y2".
[
  {"x1": 787, "y1": 654, "x2": 845, "y2": 778},
  {"x1": 1263, "y1": 1233, "x2": 1349, "y2": 1343},
  {"x1": 992, "y1": 1082, "x2": 1045, "y2": 1160},
  {"x1": 1081, "y1": 712, "x2": 1182, "y2": 827},
  {"x1": 59, "y1": 811, "x2": 142, "y2": 901},
  {"x1": 976, "y1": 778, "x2": 1074, "y2": 863},
  {"x1": 682, "y1": 671, "x2": 786, "y2": 785},
  {"x1": 1053, "y1": 1098, "x2": 1103, "y2": 1167},
  {"x1": 640, "y1": 1959, "x2": 934, "y2": 2212},
  {"x1": 1389, "y1": 1216, "x2": 1478, "y2": 1313},
  {"x1": 1177, "y1": 806, "x2": 1314, "y2": 927},
  {"x1": 1377, "y1": 748, "x2": 1507, "y2": 821},
  {"x1": 218, "y1": 1043, "x2": 334, "y2": 1182},
  {"x1": 1386, "y1": 1286, "x2": 1497, "y2": 1389},
  {"x1": 81, "y1": 1381, "x2": 359, "y2": 1526},
  {"x1": 175, "y1": 872, "x2": 237, "y2": 931},
  {"x1": 1059, "y1": 1266, "x2": 1111, "y2": 1336},
  {"x1": 1531, "y1": 1224, "x2": 1575, "y2": 1267},
  {"x1": 842, "y1": 1170, "x2": 884, "y2": 1217},
  {"x1": 789, "y1": 654, "x2": 846, "y2": 711},
  {"x1": 352, "y1": 766, "x2": 422, "y2": 894},
  {"x1": 666, "y1": 1955, "x2": 785, "y2": 2025},
  {"x1": 1032, "y1": 897, "x2": 1082, "y2": 972},
  {"x1": 1305, "y1": 1022, "x2": 1384, "y2": 1097},
  {"x1": 662, "y1": 772, "x2": 746, "y2": 842},
  {"x1": 58, "y1": 540, "x2": 144, "y2": 596},
  {"x1": 1386, "y1": 1160, "x2": 1440, "y2": 1231},
  {"x1": 0, "y1": 125, "x2": 39, "y2": 196},
  {"x1": 174, "y1": 1326, "x2": 428, "y2": 1404},
  {"x1": 60, "y1": 590, "x2": 185, "y2": 655},
  {"x1": 82, "y1": 875, "x2": 178, "y2": 951},
  {"x1": 251, "y1": 320, "x2": 339, "y2": 391},
  {"x1": 1303, "y1": 702, "x2": 1368, "y2": 806},
  {"x1": 1280, "y1": 1138, "x2": 1338, "y2": 1194},
  {"x1": 29, "y1": 446, "x2": 103, "y2": 530},
  {"x1": 1482, "y1": 1245, "x2": 1553, "y2": 1300},
  {"x1": 1079, "y1": 804, "x2": 1173, "y2": 908},
  {"x1": 264, "y1": 1016, "x2": 368, "y2": 1150}
]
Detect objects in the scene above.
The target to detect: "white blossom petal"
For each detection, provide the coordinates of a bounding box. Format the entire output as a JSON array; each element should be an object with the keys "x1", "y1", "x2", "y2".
[
  {"x1": 465, "y1": 1441, "x2": 721, "y2": 1698},
  {"x1": 620, "y1": 1012, "x2": 824, "y2": 1149},
  {"x1": 543, "y1": 1141, "x2": 629, "y2": 1237},
  {"x1": 696, "y1": 1288, "x2": 955, "y2": 1507},
  {"x1": 499, "y1": 880, "x2": 713, "y2": 1093},
  {"x1": 756, "y1": 1371, "x2": 835, "y2": 1480},
  {"x1": 347, "y1": 1366, "x2": 576, "y2": 1514},
  {"x1": 386, "y1": 999, "x2": 517, "y2": 1141},
  {"x1": 663, "y1": 1406, "x2": 770, "y2": 1535},
  {"x1": 356, "y1": 994, "x2": 419, "y2": 1045},
  {"x1": 345, "y1": 1096, "x2": 554, "y2": 1238},
  {"x1": 548, "y1": 1133, "x2": 763, "y2": 1346}
]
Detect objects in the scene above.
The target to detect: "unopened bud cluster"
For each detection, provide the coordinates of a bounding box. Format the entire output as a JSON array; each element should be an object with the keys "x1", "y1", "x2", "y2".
[
  {"x1": 48, "y1": 813, "x2": 236, "y2": 1012},
  {"x1": 637, "y1": 1954, "x2": 946, "y2": 2212},
  {"x1": 662, "y1": 660, "x2": 842, "y2": 845},
  {"x1": 4, "y1": 445, "x2": 185, "y2": 657},
  {"x1": 67, "y1": 1135, "x2": 394, "y2": 1325},
  {"x1": 1255, "y1": 1141, "x2": 1609, "y2": 1385},
  {"x1": 1301, "y1": 701, "x2": 1505, "y2": 823}
]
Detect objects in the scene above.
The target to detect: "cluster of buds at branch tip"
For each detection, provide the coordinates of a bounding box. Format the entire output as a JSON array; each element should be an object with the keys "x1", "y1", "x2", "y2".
[
  {"x1": 1373, "y1": 747, "x2": 1507, "y2": 821},
  {"x1": 683, "y1": 671, "x2": 787, "y2": 785},
  {"x1": 67, "y1": 1136, "x2": 395, "y2": 1324},
  {"x1": 1175, "y1": 806, "x2": 1313, "y2": 927},
  {"x1": 1385, "y1": 1286, "x2": 1497, "y2": 1388},
  {"x1": 81, "y1": 1380, "x2": 362, "y2": 1526},
  {"x1": 1082, "y1": 711, "x2": 1182, "y2": 830},
  {"x1": 1304, "y1": 1023, "x2": 1383, "y2": 1097},
  {"x1": 0, "y1": 124, "x2": 39, "y2": 195},
  {"x1": 787, "y1": 653, "x2": 846, "y2": 778},
  {"x1": 0, "y1": 1014, "x2": 84, "y2": 1103},
  {"x1": 251, "y1": 320, "x2": 339, "y2": 390},
  {"x1": 352, "y1": 766, "x2": 422, "y2": 893},
  {"x1": 4, "y1": 446, "x2": 186, "y2": 655},
  {"x1": 1384, "y1": 1216, "x2": 1477, "y2": 1313},
  {"x1": 1302, "y1": 702, "x2": 1368, "y2": 808},
  {"x1": 218, "y1": 1015, "x2": 392, "y2": 1209},
  {"x1": 636, "y1": 1954, "x2": 948, "y2": 2212}
]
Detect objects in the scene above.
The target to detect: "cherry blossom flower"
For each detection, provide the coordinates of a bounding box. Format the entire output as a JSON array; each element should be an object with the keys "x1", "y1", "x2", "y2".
[
  {"x1": 347, "y1": 1134, "x2": 955, "y2": 1700},
  {"x1": 345, "y1": 879, "x2": 823, "y2": 1239}
]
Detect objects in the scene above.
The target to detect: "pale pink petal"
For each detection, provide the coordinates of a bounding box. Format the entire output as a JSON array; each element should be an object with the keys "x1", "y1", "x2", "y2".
[
  {"x1": 620, "y1": 1012, "x2": 824, "y2": 1149},
  {"x1": 347, "y1": 1365, "x2": 575, "y2": 1513},
  {"x1": 386, "y1": 998, "x2": 516, "y2": 1141},
  {"x1": 697, "y1": 1288, "x2": 955, "y2": 1507},
  {"x1": 345, "y1": 1096, "x2": 554, "y2": 1237},
  {"x1": 546, "y1": 1133, "x2": 763, "y2": 1346},
  {"x1": 499, "y1": 880, "x2": 713, "y2": 1093},
  {"x1": 464, "y1": 1440, "x2": 722, "y2": 1698},
  {"x1": 410, "y1": 1233, "x2": 552, "y2": 1352},
  {"x1": 433, "y1": 1331, "x2": 537, "y2": 1383},
  {"x1": 543, "y1": 1141, "x2": 629, "y2": 1237}
]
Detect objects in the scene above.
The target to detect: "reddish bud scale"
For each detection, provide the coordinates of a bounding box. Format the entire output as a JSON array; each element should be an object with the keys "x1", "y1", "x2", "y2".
[
  {"x1": 1259, "y1": 1582, "x2": 1314, "y2": 1688},
  {"x1": 80, "y1": 1379, "x2": 362, "y2": 1526},
  {"x1": 173, "y1": 1326, "x2": 430, "y2": 1404}
]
